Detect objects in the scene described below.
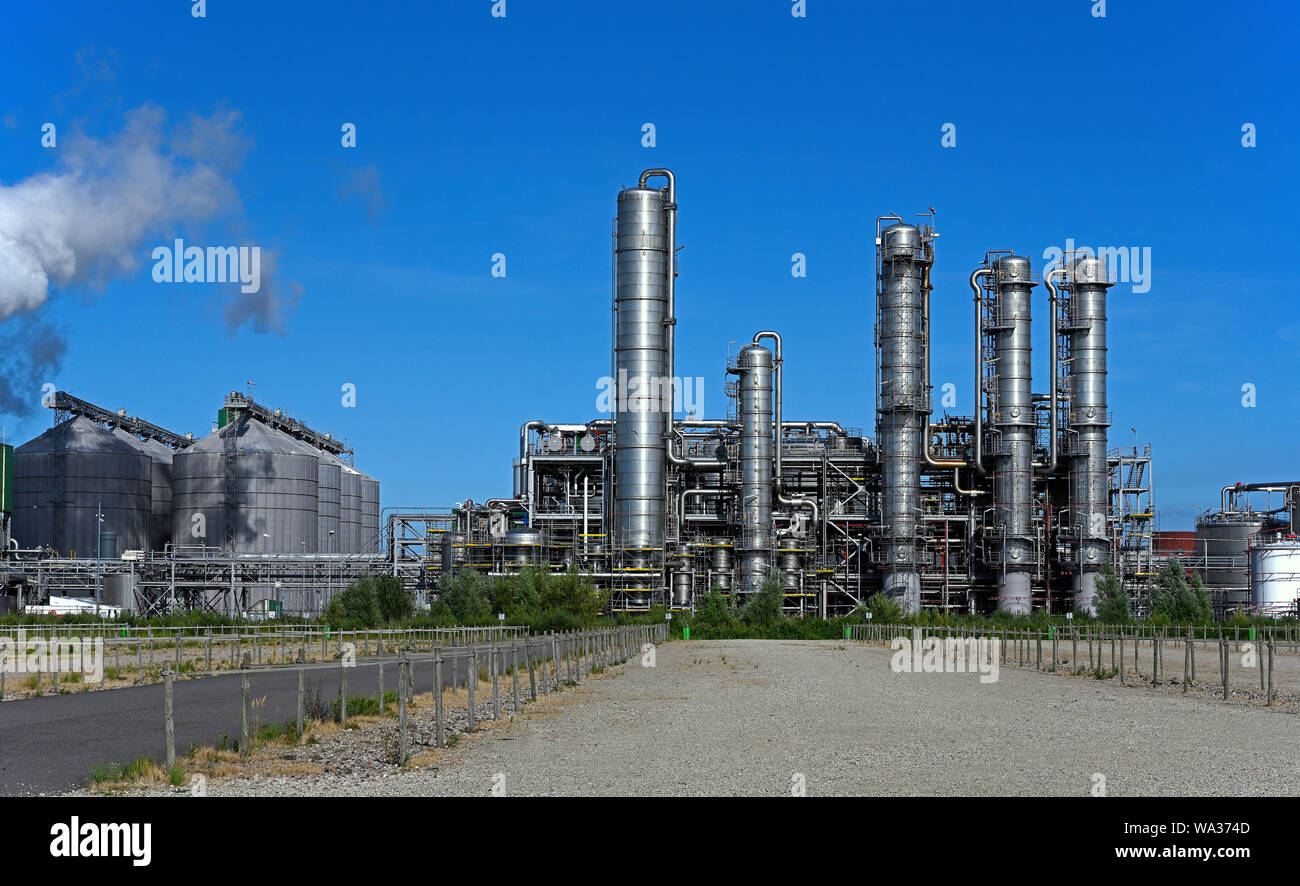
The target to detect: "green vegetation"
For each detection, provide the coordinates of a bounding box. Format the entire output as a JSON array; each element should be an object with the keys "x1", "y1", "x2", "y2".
[
  {"x1": 1147, "y1": 558, "x2": 1213, "y2": 624},
  {"x1": 420, "y1": 566, "x2": 608, "y2": 633},
  {"x1": 322, "y1": 575, "x2": 413, "y2": 629},
  {"x1": 1091, "y1": 562, "x2": 1132, "y2": 624}
]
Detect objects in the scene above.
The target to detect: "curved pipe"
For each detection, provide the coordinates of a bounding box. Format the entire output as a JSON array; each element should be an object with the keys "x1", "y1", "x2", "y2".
[
  {"x1": 639, "y1": 168, "x2": 677, "y2": 428},
  {"x1": 753, "y1": 330, "x2": 818, "y2": 526},
  {"x1": 921, "y1": 272, "x2": 967, "y2": 468},
  {"x1": 667, "y1": 426, "x2": 726, "y2": 469},
  {"x1": 1038, "y1": 266, "x2": 1066, "y2": 474},
  {"x1": 1220, "y1": 482, "x2": 1300, "y2": 512},
  {"x1": 679, "y1": 488, "x2": 736, "y2": 527},
  {"x1": 969, "y1": 267, "x2": 994, "y2": 474}
]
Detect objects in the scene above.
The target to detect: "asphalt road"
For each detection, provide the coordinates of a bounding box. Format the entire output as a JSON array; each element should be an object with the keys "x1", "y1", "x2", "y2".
[{"x1": 0, "y1": 639, "x2": 560, "y2": 796}]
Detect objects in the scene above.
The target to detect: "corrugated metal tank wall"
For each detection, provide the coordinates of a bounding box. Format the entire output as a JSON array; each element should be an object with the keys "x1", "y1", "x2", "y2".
[
  {"x1": 171, "y1": 418, "x2": 319, "y2": 553},
  {"x1": 317, "y1": 449, "x2": 361, "y2": 553},
  {"x1": 311, "y1": 445, "x2": 342, "y2": 554},
  {"x1": 358, "y1": 471, "x2": 380, "y2": 554},
  {"x1": 12, "y1": 417, "x2": 151, "y2": 556},
  {"x1": 112, "y1": 428, "x2": 174, "y2": 551}
]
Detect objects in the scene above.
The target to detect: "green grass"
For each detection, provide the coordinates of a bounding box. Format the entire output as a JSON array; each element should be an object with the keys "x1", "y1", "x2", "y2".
[{"x1": 89, "y1": 755, "x2": 154, "y2": 786}]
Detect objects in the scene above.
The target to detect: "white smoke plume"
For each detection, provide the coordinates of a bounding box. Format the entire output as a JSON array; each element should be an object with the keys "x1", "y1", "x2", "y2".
[{"x1": 0, "y1": 105, "x2": 298, "y2": 414}]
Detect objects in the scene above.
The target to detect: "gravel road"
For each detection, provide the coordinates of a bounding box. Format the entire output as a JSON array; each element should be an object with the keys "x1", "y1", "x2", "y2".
[{"x1": 93, "y1": 639, "x2": 1300, "y2": 797}]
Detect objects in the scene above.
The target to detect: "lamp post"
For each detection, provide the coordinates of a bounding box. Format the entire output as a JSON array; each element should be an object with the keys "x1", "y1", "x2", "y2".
[{"x1": 95, "y1": 500, "x2": 104, "y2": 612}]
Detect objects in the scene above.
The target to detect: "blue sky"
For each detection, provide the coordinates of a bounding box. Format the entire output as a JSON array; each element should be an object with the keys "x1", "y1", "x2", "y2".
[{"x1": 0, "y1": 0, "x2": 1296, "y2": 529}]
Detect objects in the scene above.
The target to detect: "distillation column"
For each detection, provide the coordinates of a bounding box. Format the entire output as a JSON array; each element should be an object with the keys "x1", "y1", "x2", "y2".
[
  {"x1": 613, "y1": 184, "x2": 670, "y2": 567},
  {"x1": 990, "y1": 255, "x2": 1037, "y2": 613},
  {"x1": 1067, "y1": 255, "x2": 1112, "y2": 612},
  {"x1": 736, "y1": 343, "x2": 774, "y2": 595},
  {"x1": 877, "y1": 223, "x2": 931, "y2": 612}
]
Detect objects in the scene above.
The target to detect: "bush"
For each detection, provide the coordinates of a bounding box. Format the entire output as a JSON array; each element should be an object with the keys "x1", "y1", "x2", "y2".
[
  {"x1": 437, "y1": 570, "x2": 494, "y2": 624},
  {"x1": 1149, "y1": 558, "x2": 1212, "y2": 624},
  {"x1": 1091, "y1": 562, "x2": 1132, "y2": 623},
  {"x1": 866, "y1": 591, "x2": 905, "y2": 624},
  {"x1": 741, "y1": 575, "x2": 784, "y2": 629}
]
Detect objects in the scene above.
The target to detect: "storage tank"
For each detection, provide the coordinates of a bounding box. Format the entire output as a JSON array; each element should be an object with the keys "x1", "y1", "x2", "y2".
[
  {"x1": 112, "y1": 429, "x2": 175, "y2": 551},
  {"x1": 1195, "y1": 510, "x2": 1284, "y2": 599},
  {"x1": 12, "y1": 417, "x2": 151, "y2": 556},
  {"x1": 171, "y1": 418, "x2": 319, "y2": 553},
  {"x1": 358, "y1": 470, "x2": 380, "y2": 554},
  {"x1": 316, "y1": 449, "x2": 361, "y2": 554},
  {"x1": 1249, "y1": 541, "x2": 1300, "y2": 615},
  {"x1": 302, "y1": 444, "x2": 342, "y2": 553}
]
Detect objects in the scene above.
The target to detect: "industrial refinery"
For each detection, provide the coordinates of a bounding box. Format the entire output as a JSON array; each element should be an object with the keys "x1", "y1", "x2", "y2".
[{"x1": 1, "y1": 169, "x2": 1297, "y2": 619}]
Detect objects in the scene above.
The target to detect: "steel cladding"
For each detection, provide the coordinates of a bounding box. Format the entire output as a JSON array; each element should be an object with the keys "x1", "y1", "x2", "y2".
[
  {"x1": 1067, "y1": 255, "x2": 1112, "y2": 612},
  {"x1": 738, "y1": 343, "x2": 774, "y2": 593},
  {"x1": 171, "y1": 418, "x2": 319, "y2": 553},
  {"x1": 877, "y1": 223, "x2": 928, "y2": 612},
  {"x1": 12, "y1": 417, "x2": 151, "y2": 556},
  {"x1": 112, "y1": 428, "x2": 175, "y2": 551},
  {"x1": 990, "y1": 254, "x2": 1036, "y2": 614},
  {"x1": 614, "y1": 185, "x2": 669, "y2": 562}
]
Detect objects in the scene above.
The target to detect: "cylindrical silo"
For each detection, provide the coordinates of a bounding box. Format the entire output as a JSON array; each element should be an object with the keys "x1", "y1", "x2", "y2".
[
  {"x1": 614, "y1": 183, "x2": 669, "y2": 566},
  {"x1": 1195, "y1": 510, "x2": 1282, "y2": 602},
  {"x1": 12, "y1": 417, "x2": 151, "y2": 556},
  {"x1": 990, "y1": 255, "x2": 1037, "y2": 614},
  {"x1": 358, "y1": 469, "x2": 380, "y2": 554},
  {"x1": 1249, "y1": 541, "x2": 1300, "y2": 615},
  {"x1": 304, "y1": 445, "x2": 342, "y2": 554},
  {"x1": 112, "y1": 429, "x2": 175, "y2": 551},
  {"x1": 737, "y1": 343, "x2": 773, "y2": 595},
  {"x1": 877, "y1": 223, "x2": 930, "y2": 613},
  {"x1": 317, "y1": 449, "x2": 361, "y2": 554},
  {"x1": 171, "y1": 418, "x2": 319, "y2": 553},
  {"x1": 1066, "y1": 255, "x2": 1112, "y2": 613}
]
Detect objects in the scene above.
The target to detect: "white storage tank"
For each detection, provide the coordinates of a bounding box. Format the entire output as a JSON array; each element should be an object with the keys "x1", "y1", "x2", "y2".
[{"x1": 1249, "y1": 541, "x2": 1300, "y2": 616}]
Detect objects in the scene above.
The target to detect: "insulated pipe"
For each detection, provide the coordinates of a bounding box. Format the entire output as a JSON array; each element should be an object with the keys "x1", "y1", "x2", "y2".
[
  {"x1": 1220, "y1": 482, "x2": 1300, "y2": 513},
  {"x1": 921, "y1": 277, "x2": 967, "y2": 469},
  {"x1": 1039, "y1": 266, "x2": 1066, "y2": 474},
  {"x1": 751, "y1": 330, "x2": 816, "y2": 524},
  {"x1": 667, "y1": 427, "x2": 726, "y2": 469},
  {"x1": 678, "y1": 488, "x2": 737, "y2": 527},
  {"x1": 639, "y1": 168, "x2": 677, "y2": 421},
  {"x1": 517, "y1": 420, "x2": 550, "y2": 501},
  {"x1": 969, "y1": 267, "x2": 994, "y2": 475}
]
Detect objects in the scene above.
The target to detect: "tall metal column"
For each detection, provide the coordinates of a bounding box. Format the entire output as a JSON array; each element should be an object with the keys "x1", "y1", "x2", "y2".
[
  {"x1": 1066, "y1": 255, "x2": 1111, "y2": 613},
  {"x1": 735, "y1": 344, "x2": 773, "y2": 595},
  {"x1": 989, "y1": 255, "x2": 1037, "y2": 613},
  {"x1": 613, "y1": 184, "x2": 669, "y2": 567},
  {"x1": 876, "y1": 222, "x2": 932, "y2": 613}
]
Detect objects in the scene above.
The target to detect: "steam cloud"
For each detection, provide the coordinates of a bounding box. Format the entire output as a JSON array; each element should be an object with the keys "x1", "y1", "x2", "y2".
[{"x1": 0, "y1": 104, "x2": 298, "y2": 414}]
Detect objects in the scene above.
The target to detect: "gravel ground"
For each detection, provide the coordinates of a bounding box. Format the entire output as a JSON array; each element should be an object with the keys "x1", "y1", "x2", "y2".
[{"x1": 85, "y1": 639, "x2": 1300, "y2": 797}]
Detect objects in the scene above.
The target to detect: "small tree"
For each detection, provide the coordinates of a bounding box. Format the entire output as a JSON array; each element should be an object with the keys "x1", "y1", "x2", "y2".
[
  {"x1": 1150, "y1": 558, "x2": 1212, "y2": 624},
  {"x1": 741, "y1": 574, "x2": 784, "y2": 629},
  {"x1": 866, "y1": 591, "x2": 905, "y2": 624},
  {"x1": 1091, "y1": 562, "x2": 1131, "y2": 623},
  {"x1": 437, "y1": 570, "x2": 493, "y2": 623}
]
